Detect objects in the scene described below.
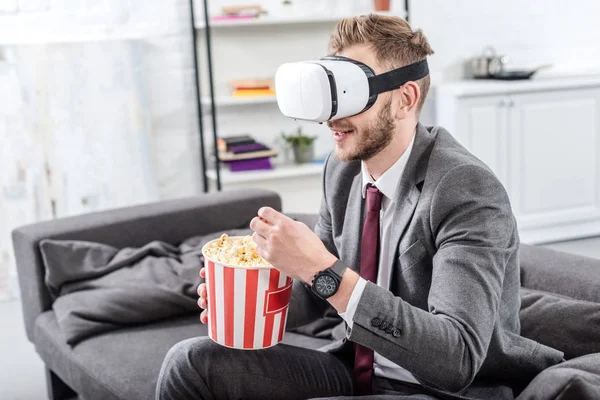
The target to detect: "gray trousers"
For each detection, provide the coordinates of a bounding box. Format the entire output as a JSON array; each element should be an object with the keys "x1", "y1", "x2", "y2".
[{"x1": 155, "y1": 337, "x2": 478, "y2": 400}]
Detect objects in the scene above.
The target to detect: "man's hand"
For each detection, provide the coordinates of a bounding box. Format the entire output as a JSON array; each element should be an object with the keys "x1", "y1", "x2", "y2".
[
  {"x1": 197, "y1": 267, "x2": 208, "y2": 324},
  {"x1": 250, "y1": 207, "x2": 337, "y2": 284}
]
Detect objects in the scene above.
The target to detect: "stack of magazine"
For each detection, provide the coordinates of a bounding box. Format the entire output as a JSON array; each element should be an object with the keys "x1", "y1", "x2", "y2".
[{"x1": 216, "y1": 135, "x2": 277, "y2": 172}]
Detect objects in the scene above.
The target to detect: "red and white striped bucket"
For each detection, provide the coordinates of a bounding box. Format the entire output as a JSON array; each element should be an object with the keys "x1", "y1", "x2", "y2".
[{"x1": 202, "y1": 240, "x2": 293, "y2": 350}]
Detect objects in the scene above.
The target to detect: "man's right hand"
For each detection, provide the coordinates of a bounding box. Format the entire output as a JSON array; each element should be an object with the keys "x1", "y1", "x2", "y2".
[{"x1": 197, "y1": 267, "x2": 208, "y2": 324}]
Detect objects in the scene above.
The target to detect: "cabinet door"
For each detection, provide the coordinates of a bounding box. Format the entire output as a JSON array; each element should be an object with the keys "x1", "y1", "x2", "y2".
[
  {"x1": 456, "y1": 96, "x2": 510, "y2": 188},
  {"x1": 508, "y1": 88, "x2": 600, "y2": 228}
]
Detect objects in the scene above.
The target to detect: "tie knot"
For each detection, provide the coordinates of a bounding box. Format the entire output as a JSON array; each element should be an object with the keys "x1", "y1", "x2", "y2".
[{"x1": 366, "y1": 184, "x2": 383, "y2": 212}]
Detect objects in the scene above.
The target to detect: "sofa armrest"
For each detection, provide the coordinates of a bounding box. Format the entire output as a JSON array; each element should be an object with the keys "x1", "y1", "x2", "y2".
[
  {"x1": 519, "y1": 243, "x2": 600, "y2": 303},
  {"x1": 12, "y1": 189, "x2": 281, "y2": 342}
]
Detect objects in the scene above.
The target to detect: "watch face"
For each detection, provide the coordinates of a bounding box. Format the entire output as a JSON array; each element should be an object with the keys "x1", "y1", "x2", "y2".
[{"x1": 315, "y1": 275, "x2": 338, "y2": 297}]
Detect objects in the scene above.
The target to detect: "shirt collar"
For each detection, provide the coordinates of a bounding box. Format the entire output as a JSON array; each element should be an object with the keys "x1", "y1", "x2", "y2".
[{"x1": 361, "y1": 131, "x2": 416, "y2": 200}]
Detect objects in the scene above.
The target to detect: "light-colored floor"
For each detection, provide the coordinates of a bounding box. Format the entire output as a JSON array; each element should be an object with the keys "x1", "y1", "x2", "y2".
[
  {"x1": 2, "y1": 236, "x2": 600, "y2": 400},
  {"x1": 1, "y1": 301, "x2": 47, "y2": 400}
]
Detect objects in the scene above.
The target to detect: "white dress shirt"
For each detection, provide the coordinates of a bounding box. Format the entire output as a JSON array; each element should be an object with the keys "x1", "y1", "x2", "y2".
[{"x1": 339, "y1": 132, "x2": 419, "y2": 385}]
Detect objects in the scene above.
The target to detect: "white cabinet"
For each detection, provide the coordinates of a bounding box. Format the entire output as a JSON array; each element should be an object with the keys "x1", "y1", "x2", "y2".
[
  {"x1": 436, "y1": 78, "x2": 600, "y2": 244},
  {"x1": 454, "y1": 95, "x2": 510, "y2": 188}
]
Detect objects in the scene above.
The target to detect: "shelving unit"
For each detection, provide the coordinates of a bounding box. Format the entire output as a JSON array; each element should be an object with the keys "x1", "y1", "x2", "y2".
[
  {"x1": 192, "y1": 1, "x2": 408, "y2": 210},
  {"x1": 195, "y1": 11, "x2": 399, "y2": 29},
  {"x1": 201, "y1": 94, "x2": 277, "y2": 107},
  {"x1": 206, "y1": 162, "x2": 324, "y2": 184}
]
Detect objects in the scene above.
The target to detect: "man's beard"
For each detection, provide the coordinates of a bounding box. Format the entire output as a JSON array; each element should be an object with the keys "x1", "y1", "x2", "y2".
[{"x1": 333, "y1": 99, "x2": 395, "y2": 162}]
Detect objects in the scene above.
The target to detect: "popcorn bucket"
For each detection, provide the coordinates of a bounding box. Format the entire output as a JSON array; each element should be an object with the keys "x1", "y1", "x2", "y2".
[{"x1": 202, "y1": 238, "x2": 293, "y2": 350}]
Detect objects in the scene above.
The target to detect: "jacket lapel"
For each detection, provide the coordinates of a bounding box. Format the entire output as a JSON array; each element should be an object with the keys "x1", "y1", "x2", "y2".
[
  {"x1": 386, "y1": 123, "x2": 436, "y2": 289},
  {"x1": 341, "y1": 172, "x2": 364, "y2": 274}
]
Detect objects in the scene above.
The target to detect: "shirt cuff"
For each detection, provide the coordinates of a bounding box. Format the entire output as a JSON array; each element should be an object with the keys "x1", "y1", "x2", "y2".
[{"x1": 338, "y1": 277, "x2": 368, "y2": 330}]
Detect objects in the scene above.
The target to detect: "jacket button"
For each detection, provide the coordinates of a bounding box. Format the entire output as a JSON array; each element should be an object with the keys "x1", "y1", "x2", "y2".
[
  {"x1": 392, "y1": 328, "x2": 402, "y2": 338},
  {"x1": 385, "y1": 325, "x2": 394, "y2": 334},
  {"x1": 379, "y1": 321, "x2": 389, "y2": 330},
  {"x1": 371, "y1": 318, "x2": 382, "y2": 327}
]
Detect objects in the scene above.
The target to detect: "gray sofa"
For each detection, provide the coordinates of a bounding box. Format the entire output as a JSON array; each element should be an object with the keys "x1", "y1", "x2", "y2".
[{"x1": 12, "y1": 189, "x2": 600, "y2": 400}]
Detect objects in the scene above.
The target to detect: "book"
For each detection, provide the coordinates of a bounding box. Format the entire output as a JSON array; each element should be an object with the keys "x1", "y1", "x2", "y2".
[
  {"x1": 224, "y1": 157, "x2": 273, "y2": 172},
  {"x1": 230, "y1": 143, "x2": 270, "y2": 154},
  {"x1": 217, "y1": 135, "x2": 255, "y2": 152},
  {"x1": 221, "y1": 5, "x2": 267, "y2": 16},
  {"x1": 232, "y1": 89, "x2": 275, "y2": 97},
  {"x1": 212, "y1": 14, "x2": 257, "y2": 21},
  {"x1": 233, "y1": 86, "x2": 271, "y2": 91},
  {"x1": 229, "y1": 78, "x2": 273, "y2": 90},
  {"x1": 218, "y1": 149, "x2": 277, "y2": 162}
]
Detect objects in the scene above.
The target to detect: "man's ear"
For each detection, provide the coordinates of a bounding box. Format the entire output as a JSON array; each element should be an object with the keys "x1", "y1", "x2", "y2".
[{"x1": 394, "y1": 81, "x2": 420, "y2": 120}]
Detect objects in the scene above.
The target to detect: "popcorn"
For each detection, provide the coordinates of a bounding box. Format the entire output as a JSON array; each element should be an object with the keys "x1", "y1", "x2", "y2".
[{"x1": 204, "y1": 234, "x2": 270, "y2": 267}]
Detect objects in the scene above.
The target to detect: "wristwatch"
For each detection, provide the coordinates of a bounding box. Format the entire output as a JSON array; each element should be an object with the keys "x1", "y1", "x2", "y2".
[{"x1": 310, "y1": 259, "x2": 347, "y2": 299}]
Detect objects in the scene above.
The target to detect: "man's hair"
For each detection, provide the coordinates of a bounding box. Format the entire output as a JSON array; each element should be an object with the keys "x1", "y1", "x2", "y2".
[{"x1": 328, "y1": 14, "x2": 434, "y2": 113}]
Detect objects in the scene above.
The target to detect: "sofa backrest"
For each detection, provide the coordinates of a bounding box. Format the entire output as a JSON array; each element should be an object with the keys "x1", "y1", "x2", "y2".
[
  {"x1": 519, "y1": 243, "x2": 600, "y2": 303},
  {"x1": 11, "y1": 189, "x2": 281, "y2": 342}
]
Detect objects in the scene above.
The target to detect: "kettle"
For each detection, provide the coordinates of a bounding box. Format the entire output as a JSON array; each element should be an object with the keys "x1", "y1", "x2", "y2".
[{"x1": 470, "y1": 46, "x2": 509, "y2": 78}]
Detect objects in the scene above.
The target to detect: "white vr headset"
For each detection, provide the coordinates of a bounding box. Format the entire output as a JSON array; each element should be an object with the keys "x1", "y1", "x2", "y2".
[{"x1": 275, "y1": 56, "x2": 429, "y2": 123}]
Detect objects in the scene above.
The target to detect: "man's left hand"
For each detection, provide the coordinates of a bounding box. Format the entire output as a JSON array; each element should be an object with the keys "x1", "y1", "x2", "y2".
[{"x1": 250, "y1": 207, "x2": 337, "y2": 284}]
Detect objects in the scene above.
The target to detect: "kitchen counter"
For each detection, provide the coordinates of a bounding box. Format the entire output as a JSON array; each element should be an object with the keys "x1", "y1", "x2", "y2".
[{"x1": 436, "y1": 71, "x2": 600, "y2": 97}]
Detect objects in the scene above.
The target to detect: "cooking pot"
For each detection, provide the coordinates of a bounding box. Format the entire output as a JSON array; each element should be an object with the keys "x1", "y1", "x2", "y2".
[{"x1": 470, "y1": 46, "x2": 509, "y2": 78}]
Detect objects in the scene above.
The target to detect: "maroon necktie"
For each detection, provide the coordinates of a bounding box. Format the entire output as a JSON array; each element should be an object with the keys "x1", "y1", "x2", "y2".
[{"x1": 352, "y1": 184, "x2": 383, "y2": 395}]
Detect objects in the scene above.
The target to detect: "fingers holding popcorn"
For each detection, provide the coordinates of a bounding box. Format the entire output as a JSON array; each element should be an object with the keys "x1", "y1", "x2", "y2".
[
  {"x1": 197, "y1": 296, "x2": 207, "y2": 309},
  {"x1": 257, "y1": 206, "x2": 278, "y2": 222},
  {"x1": 197, "y1": 282, "x2": 206, "y2": 298}
]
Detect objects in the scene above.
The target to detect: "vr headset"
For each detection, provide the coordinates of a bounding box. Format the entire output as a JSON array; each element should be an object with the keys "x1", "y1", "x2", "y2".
[{"x1": 275, "y1": 56, "x2": 429, "y2": 123}]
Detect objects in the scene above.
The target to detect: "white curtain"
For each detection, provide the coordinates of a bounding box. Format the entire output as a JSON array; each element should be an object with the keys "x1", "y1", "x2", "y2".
[
  {"x1": 0, "y1": 41, "x2": 159, "y2": 301},
  {"x1": 0, "y1": 55, "x2": 50, "y2": 301}
]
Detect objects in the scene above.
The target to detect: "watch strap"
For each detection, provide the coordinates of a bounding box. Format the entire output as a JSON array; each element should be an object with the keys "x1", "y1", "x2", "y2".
[{"x1": 328, "y1": 259, "x2": 347, "y2": 278}]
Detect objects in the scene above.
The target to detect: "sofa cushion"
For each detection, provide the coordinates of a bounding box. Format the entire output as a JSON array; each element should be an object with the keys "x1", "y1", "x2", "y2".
[
  {"x1": 520, "y1": 288, "x2": 600, "y2": 360},
  {"x1": 34, "y1": 311, "x2": 332, "y2": 400},
  {"x1": 517, "y1": 353, "x2": 600, "y2": 400},
  {"x1": 519, "y1": 244, "x2": 600, "y2": 303}
]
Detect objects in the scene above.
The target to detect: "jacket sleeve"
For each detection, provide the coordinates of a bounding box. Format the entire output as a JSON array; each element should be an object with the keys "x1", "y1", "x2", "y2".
[
  {"x1": 347, "y1": 164, "x2": 518, "y2": 392},
  {"x1": 286, "y1": 152, "x2": 342, "y2": 331}
]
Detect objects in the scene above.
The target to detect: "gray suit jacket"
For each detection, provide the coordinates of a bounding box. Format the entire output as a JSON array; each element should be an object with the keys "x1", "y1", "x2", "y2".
[{"x1": 287, "y1": 124, "x2": 564, "y2": 397}]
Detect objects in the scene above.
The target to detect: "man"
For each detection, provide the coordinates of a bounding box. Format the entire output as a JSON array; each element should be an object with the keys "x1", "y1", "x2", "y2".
[{"x1": 157, "y1": 14, "x2": 563, "y2": 399}]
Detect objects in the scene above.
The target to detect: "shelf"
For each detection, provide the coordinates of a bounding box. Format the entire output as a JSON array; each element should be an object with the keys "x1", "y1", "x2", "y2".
[
  {"x1": 206, "y1": 162, "x2": 324, "y2": 184},
  {"x1": 195, "y1": 11, "x2": 399, "y2": 29},
  {"x1": 201, "y1": 95, "x2": 277, "y2": 107}
]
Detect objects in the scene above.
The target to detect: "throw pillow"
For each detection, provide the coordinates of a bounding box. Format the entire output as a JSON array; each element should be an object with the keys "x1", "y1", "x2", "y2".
[{"x1": 39, "y1": 228, "x2": 252, "y2": 345}]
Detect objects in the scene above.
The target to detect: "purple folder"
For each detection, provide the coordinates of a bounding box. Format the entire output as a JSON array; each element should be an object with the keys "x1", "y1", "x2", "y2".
[{"x1": 224, "y1": 157, "x2": 273, "y2": 172}]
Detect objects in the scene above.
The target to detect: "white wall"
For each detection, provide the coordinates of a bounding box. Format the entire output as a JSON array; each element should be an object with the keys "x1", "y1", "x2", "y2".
[{"x1": 411, "y1": 0, "x2": 600, "y2": 83}]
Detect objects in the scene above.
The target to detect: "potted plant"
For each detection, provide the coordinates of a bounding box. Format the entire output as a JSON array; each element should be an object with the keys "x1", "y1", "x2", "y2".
[{"x1": 281, "y1": 127, "x2": 317, "y2": 164}]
